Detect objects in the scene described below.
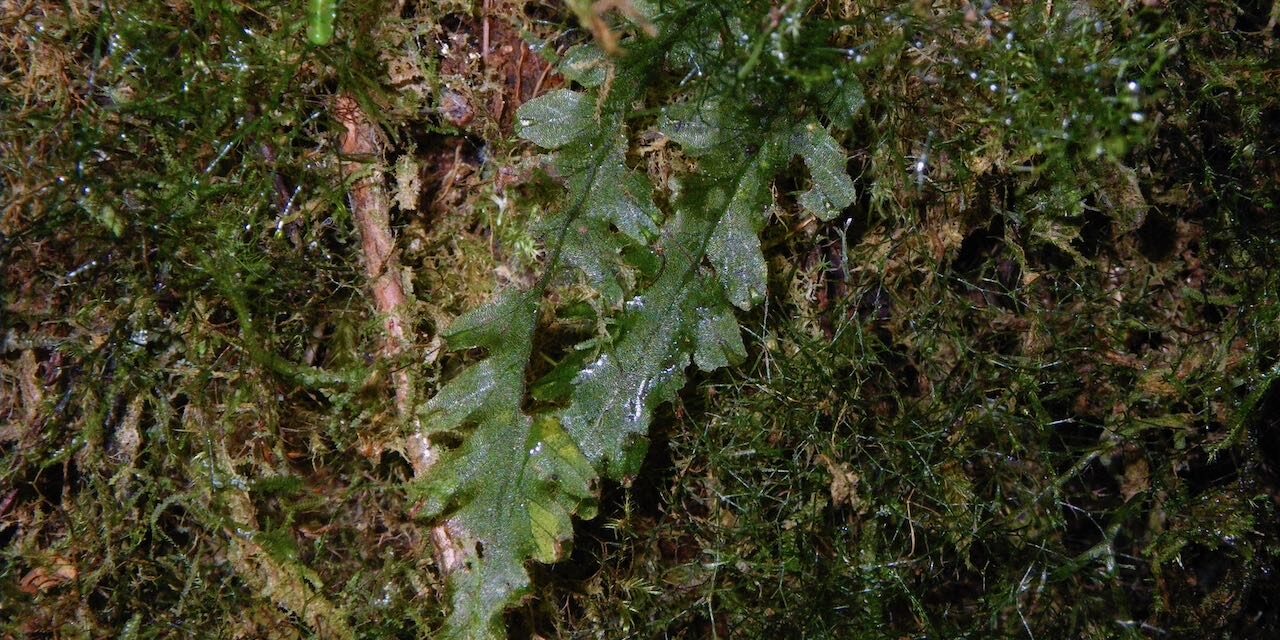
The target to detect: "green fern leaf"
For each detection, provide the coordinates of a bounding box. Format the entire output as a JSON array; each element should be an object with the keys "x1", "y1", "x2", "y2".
[
  {"x1": 416, "y1": 293, "x2": 596, "y2": 639},
  {"x1": 559, "y1": 44, "x2": 610, "y2": 88},
  {"x1": 516, "y1": 89, "x2": 596, "y2": 149},
  {"x1": 703, "y1": 137, "x2": 787, "y2": 310},
  {"x1": 659, "y1": 98, "x2": 725, "y2": 157},
  {"x1": 791, "y1": 120, "x2": 857, "y2": 221},
  {"x1": 560, "y1": 210, "x2": 707, "y2": 476},
  {"x1": 661, "y1": 102, "x2": 786, "y2": 310},
  {"x1": 520, "y1": 90, "x2": 660, "y2": 303},
  {"x1": 693, "y1": 302, "x2": 747, "y2": 371},
  {"x1": 560, "y1": 160, "x2": 778, "y2": 474},
  {"x1": 820, "y1": 72, "x2": 867, "y2": 129}
]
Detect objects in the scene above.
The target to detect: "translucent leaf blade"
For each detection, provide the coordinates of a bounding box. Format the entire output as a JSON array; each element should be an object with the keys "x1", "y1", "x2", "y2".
[
  {"x1": 517, "y1": 89, "x2": 596, "y2": 149},
  {"x1": 693, "y1": 304, "x2": 746, "y2": 372},
  {"x1": 792, "y1": 121, "x2": 856, "y2": 221}
]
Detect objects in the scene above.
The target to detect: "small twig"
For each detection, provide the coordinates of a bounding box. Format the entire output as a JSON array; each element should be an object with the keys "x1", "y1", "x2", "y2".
[
  {"x1": 0, "y1": 489, "x2": 18, "y2": 519},
  {"x1": 482, "y1": 0, "x2": 491, "y2": 69},
  {"x1": 514, "y1": 44, "x2": 527, "y2": 106},
  {"x1": 906, "y1": 491, "x2": 917, "y2": 557},
  {"x1": 431, "y1": 141, "x2": 466, "y2": 207},
  {"x1": 530, "y1": 56, "x2": 554, "y2": 101},
  {"x1": 333, "y1": 94, "x2": 414, "y2": 418},
  {"x1": 331, "y1": 94, "x2": 467, "y2": 582}
]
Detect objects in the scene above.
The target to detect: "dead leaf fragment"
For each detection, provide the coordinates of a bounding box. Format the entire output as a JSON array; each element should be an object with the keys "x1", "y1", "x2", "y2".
[
  {"x1": 394, "y1": 154, "x2": 422, "y2": 212},
  {"x1": 441, "y1": 89, "x2": 474, "y2": 127},
  {"x1": 1121, "y1": 457, "x2": 1151, "y2": 503},
  {"x1": 19, "y1": 557, "x2": 78, "y2": 593},
  {"x1": 18, "y1": 349, "x2": 43, "y2": 404},
  {"x1": 818, "y1": 454, "x2": 863, "y2": 511}
]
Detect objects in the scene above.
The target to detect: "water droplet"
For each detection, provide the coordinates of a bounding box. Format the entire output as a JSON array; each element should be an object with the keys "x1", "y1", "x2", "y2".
[
  {"x1": 854, "y1": 54, "x2": 865, "y2": 64},
  {"x1": 529, "y1": 441, "x2": 543, "y2": 456},
  {"x1": 575, "y1": 355, "x2": 612, "y2": 383},
  {"x1": 1129, "y1": 111, "x2": 1146, "y2": 123},
  {"x1": 374, "y1": 584, "x2": 394, "y2": 608},
  {"x1": 65, "y1": 259, "x2": 97, "y2": 280},
  {"x1": 968, "y1": 70, "x2": 979, "y2": 81},
  {"x1": 518, "y1": 119, "x2": 532, "y2": 127},
  {"x1": 989, "y1": 83, "x2": 999, "y2": 93},
  {"x1": 1126, "y1": 80, "x2": 1141, "y2": 93}
]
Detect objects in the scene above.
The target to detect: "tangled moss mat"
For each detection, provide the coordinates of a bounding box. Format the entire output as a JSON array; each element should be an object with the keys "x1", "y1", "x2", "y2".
[{"x1": 3, "y1": 1, "x2": 1279, "y2": 638}]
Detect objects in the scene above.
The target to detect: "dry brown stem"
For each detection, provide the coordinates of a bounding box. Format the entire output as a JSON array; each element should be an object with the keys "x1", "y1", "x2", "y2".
[
  {"x1": 334, "y1": 94, "x2": 415, "y2": 418},
  {"x1": 332, "y1": 94, "x2": 465, "y2": 573}
]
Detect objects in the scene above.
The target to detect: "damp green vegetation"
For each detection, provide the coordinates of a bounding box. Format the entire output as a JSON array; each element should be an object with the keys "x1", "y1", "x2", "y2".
[{"x1": 2, "y1": 1, "x2": 1279, "y2": 639}]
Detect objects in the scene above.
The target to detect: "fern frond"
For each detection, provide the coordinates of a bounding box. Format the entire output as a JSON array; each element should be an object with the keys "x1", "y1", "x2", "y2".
[{"x1": 417, "y1": 5, "x2": 865, "y2": 634}]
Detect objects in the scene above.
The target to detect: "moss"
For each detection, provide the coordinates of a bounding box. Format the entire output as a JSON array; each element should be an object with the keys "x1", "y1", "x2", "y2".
[{"x1": 3, "y1": 0, "x2": 1279, "y2": 637}]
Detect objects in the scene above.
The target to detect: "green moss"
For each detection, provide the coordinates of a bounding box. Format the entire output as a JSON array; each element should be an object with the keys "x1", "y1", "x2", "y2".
[{"x1": 3, "y1": 0, "x2": 1279, "y2": 638}]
